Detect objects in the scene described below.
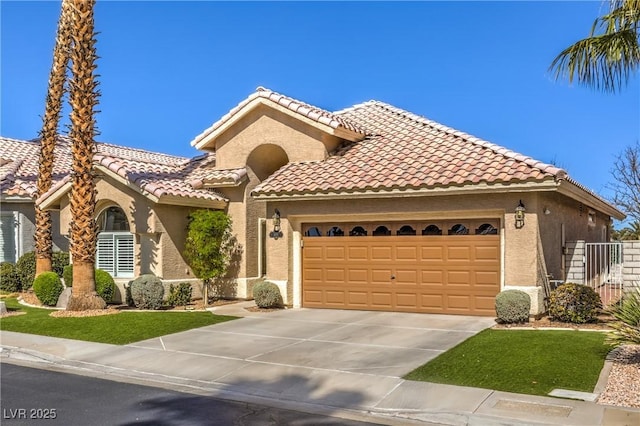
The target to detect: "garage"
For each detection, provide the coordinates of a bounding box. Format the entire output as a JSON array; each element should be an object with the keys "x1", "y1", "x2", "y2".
[{"x1": 302, "y1": 220, "x2": 501, "y2": 316}]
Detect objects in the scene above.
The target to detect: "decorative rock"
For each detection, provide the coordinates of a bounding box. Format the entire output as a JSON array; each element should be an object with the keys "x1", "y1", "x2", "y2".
[
  {"x1": 0, "y1": 301, "x2": 6, "y2": 315},
  {"x1": 56, "y1": 287, "x2": 72, "y2": 309}
]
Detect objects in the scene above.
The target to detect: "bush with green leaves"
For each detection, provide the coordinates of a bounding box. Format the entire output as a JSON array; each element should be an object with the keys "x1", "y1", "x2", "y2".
[
  {"x1": 495, "y1": 290, "x2": 531, "y2": 323},
  {"x1": 95, "y1": 269, "x2": 116, "y2": 303},
  {"x1": 129, "y1": 274, "x2": 165, "y2": 309},
  {"x1": 607, "y1": 288, "x2": 640, "y2": 346},
  {"x1": 52, "y1": 251, "x2": 70, "y2": 277},
  {"x1": 0, "y1": 262, "x2": 21, "y2": 292},
  {"x1": 32, "y1": 272, "x2": 63, "y2": 306},
  {"x1": 253, "y1": 281, "x2": 283, "y2": 308},
  {"x1": 548, "y1": 283, "x2": 602, "y2": 324},
  {"x1": 15, "y1": 251, "x2": 69, "y2": 290},
  {"x1": 167, "y1": 282, "x2": 193, "y2": 307},
  {"x1": 63, "y1": 264, "x2": 73, "y2": 287},
  {"x1": 15, "y1": 251, "x2": 36, "y2": 290}
]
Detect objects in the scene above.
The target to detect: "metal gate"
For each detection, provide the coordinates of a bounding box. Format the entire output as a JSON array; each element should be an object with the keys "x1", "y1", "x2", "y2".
[{"x1": 585, "y1": 242, "x2": 623, "y2": 307}]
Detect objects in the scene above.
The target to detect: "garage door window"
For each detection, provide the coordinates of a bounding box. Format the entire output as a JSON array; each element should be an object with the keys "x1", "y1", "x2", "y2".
[
  {"x1": 397, "y1": 225, "x2": 416, "y2": 236},
  {"x1": 327, "y1": 226, "x2": 344, "y2": 236},
  {"x1": 476, "y1": 223, "x2": 498, "y2": 235},
  {"x1": 422, "y1": 224, "x2": 442, "y2": 235},
  {"x1": 373, "y1": 225, "x2": 391, "y2": 236},
  {"x1": 305, "y1": 226, "x2": 322, "y2": 237},
  {"x1": 349, "y1": 226, "x2": 368, "y2": 236},
  {"x1": 448, "y1": 224, "x2": 469, "y2": 235}
]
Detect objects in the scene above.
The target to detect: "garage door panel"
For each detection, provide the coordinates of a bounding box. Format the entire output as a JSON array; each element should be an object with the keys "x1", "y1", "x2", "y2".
[
  {"x1": 372, "y1": 246, "x2": 393, "y2": 260},
  {"x1": 326, "y1": 246, "x2": 346, "y2": 260},
  {"x1": 421, "y1": 246, "x2": 444, "y2": 261},
  {"x1": 396, "y1": 293, "x2": 418, "y2": 308},
  {"x1": 371, "y1": 292, "x2": 392, "y2": 307},
  {"x1": 326, "y1": 291, "x2": 345, "y2": 304},
  {"x1": 348, "y1": 246, "x2": 368, "y2": 260},
  {"x1": 303, "y1": 225, "x2": 500, "y2": 316}
]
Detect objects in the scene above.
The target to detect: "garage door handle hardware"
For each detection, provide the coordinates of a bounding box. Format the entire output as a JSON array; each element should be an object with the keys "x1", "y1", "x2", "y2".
[{"x1": 391, "y1": 275, "x2": 396, "y2": 279}]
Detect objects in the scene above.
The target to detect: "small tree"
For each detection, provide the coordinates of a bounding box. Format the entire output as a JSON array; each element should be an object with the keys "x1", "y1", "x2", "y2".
[
  {"x1": 183, "y1": 210, "x2": 234, "y2": 307},
  {"x1": 609, "y1": 142, "x2": 640, "y2": 223}
]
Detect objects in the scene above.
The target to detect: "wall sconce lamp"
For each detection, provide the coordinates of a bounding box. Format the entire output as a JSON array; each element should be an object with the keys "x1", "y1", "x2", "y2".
[
  {"x1": 515, "y1": 200, "x2": 526, "y2": 229},
  {"x1": 270, "y1": 209, "x2": 283, "y2": 239}
]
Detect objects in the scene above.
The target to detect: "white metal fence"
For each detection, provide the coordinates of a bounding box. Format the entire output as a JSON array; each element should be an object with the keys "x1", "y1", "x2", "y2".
[{"x1": 585, "y1": 242, "x2": 624, "y2": 307}]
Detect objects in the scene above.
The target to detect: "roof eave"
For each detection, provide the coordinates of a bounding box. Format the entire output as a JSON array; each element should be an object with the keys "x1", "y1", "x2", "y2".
[
  {"x1": 556, "y1": 180, "x2": 625, "y2": 221},
  {"x1": 252, "y1": 180, "x2": 561, "y2": 201},
  {"x1": 156, "y1": 195, "x2": 227, "y2": 209},
  {"x1": 192, "y1": 98, "x2": 364, "y2": 151}
]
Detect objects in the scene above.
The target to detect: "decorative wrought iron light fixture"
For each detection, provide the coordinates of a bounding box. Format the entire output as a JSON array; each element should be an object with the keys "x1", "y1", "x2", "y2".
[
  {"x1": 270, "y1": 209, "x2": 283, "y2": 239},
  {"x1": 515, "y1": 200, "x2": 526, "y2": 228}
]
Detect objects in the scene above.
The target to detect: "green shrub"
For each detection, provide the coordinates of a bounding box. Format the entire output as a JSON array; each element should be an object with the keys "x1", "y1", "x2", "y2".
[
  {"x1": 495, "y1": 290, "x2": 531, "y2": 323},
  {"x1": 167, "y1": 282, "x2": 193, "y2": 307},
  {"x1": 32, "y1": 272, "x2": 63, "y2": 306},
  {"x1": 52, "y1": 251, "x2": 70, "y2": 277},
  {"x1": 607, "y1": 289, "x2": 640, "y2": 346},
  {"x1": 63, "y1": 264, "x2": 73, "y2": 287},
  {"x1": 0, "y1": 262, "x2": 21, "y2": 292},
  {"x1": 95, "y1": 269, "x2": 116, "y2": 303},
  {"x1": 548, "y1": 283, "x2": 602, "y2": 324},
  {"x1": 16, "y1": 251, "x2": 36, "y2": 290},
  {"x1": 253, "y1": 281, "x2": 283, "y2": 308},
  {"x1": 129, "y1": 274, "x2": 164, "y2": 309}
]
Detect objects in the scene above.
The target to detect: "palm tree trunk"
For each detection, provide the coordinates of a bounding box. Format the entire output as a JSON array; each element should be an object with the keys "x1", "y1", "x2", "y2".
[
  {"x1": 35, "y1": 0, "x2": 73, "y2": 276},
  {"x1": 66, "y1": 0, "x2": 104, "y2": 311}
]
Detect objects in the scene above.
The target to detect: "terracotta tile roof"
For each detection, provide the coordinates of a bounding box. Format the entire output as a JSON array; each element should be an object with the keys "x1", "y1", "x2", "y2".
[
  {"x1": 0, "y1": 136, "x2": 227, "y2": 205},
  {"x1": 191, "y1": 86, "x2": 368, "y2": 148},
  {"x1": 253, "y1": 101, "x2": 568, "y2": 197}
]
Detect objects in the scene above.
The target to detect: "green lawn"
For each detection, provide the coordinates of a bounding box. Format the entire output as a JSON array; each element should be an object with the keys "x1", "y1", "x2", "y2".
[
  {"x1": 0, "y1": 298, "x2": 237, "y2": 345},
  {"x1": 404, "y1": 329, "x2": 611, "y2": 396}
]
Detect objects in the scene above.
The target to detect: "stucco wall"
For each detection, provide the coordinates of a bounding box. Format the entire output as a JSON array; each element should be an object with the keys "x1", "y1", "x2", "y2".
[
  {"x1": 212, "y1": 104, "x2": 342, "y2": 169},
  {"x1": 2, "y1": 202, "x2": 68, "y2": 262},
  {"x1": 538, "y1": 192, "x2": 610, "y2": 281}
]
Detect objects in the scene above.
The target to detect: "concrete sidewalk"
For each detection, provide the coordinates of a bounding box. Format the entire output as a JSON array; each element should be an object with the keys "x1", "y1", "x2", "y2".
[{"x1": 1, "y1": 306, "x2": 639, "y2": 426}]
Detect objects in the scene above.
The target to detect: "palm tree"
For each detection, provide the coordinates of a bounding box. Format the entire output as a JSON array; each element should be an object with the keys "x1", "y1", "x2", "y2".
[
  {"x1": 35, "y1": 0, "x2": 72, "y2": 276},
  {"x1": 550, "y1": 0, "x2": 640, "y2": 93},
  {"x1": 65, "y1": 0, "x2": 105, "y2": 311},
  {"x1": 613, "y1": 220, "x2": 640, "y2": 240}
]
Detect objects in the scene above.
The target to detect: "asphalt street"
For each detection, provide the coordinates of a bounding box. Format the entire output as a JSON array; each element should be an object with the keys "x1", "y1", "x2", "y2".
[{"x1": 0, "y1": 363, "x2": 383, "y2": 426}]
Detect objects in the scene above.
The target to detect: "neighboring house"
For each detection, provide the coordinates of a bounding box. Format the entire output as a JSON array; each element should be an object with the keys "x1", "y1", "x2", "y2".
[{"x1": 1, "y1": 87, "x2": 625, "y2": 315}]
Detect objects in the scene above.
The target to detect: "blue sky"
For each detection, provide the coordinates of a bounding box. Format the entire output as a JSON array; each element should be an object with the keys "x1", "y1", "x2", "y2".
[{"x1": 1, "y1": 1, "x2": 638, "y2": 201}]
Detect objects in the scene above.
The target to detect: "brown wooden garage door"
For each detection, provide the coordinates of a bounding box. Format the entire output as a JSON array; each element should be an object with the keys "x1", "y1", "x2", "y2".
[{"x1": 302, "y1": 221, "x2": 500, "y2": 316}]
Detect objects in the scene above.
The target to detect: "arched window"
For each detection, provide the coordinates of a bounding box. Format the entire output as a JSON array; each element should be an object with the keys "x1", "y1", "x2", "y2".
[
  {"x1": 397, "y1": 225, "x2": 416, "y2": 236},
  {"x1": 448, "y1": 224, "x2": 469, "y2": 235},
  {"x1": 422, "y1": 225, "x2": 442, "y2": 235},
  {"x1": 97, "y1": 206, "x2": 130, "y2": 232},
  {"x1": 326, "y1": 226, "x2": 344, "y2": 237},
  {"x1": 349, "y1": 226, "x2": 368, "y2": 236},
  {"x1": 305, "y1": 226, "x2": 322, "y2": 237},
  {"x1": 95, "y1": 206, "x2": 134, "y2": 278},
  {"x1": 372, "y1": 225, "x2": 391, "y2": 236},
  {"x1": 475, "y1": 223, "x2": 498, "y2": 235}
]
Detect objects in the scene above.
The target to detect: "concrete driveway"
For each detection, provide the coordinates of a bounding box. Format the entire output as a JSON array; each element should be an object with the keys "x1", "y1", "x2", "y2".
[{"x1": 133, "y1": 308, "x2": 493, "y2": 378}]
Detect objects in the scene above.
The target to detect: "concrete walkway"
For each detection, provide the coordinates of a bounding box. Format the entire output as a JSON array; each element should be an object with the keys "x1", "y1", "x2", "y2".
[{"x1": 1, "y1": 304, "x2": 639, "y2": 425}]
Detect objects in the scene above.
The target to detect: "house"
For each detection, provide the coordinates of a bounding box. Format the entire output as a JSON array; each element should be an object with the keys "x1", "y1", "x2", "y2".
[{"x1": 1, "y1": 87, "x2": 625, "y2": 315}]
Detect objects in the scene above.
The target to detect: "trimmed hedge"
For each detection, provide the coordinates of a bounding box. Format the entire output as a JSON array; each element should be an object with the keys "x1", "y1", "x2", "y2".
[
  {"x1": 549, "y1": 283, "x2": 602, "y2": 324},
  {"x1": 32, "y1": 272, "x2": 63, "y2": 306},
  {"x1": 129, "y1": 274, "x2": 164, "y2": 310},
  {"x1": 63, "y1": 265, "x2": 73, "y2": 287},
  {"x1": 167, "y1": 283, "x2": 193, "y2": 307},
  {"x1": 495, "y1": 290, "x2": 531, "y2": 323},
  {"x1": 253, "y1": 281, "x2": 283, "y2": 308},
  {"x1": 95, "y1": 269, "x2": 116, "y2": 303},
  {"x1": 0, "y1": 262, "x2": 21, "y2": 292}
]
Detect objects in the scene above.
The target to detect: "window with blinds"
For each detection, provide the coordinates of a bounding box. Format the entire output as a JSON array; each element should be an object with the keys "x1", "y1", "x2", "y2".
[
  {"x1": 0, "y1": 212, "x2": 17, "y2": 263},
  {"x1": 97, "y1": 232, "x2": 134, "y2": 278}
]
